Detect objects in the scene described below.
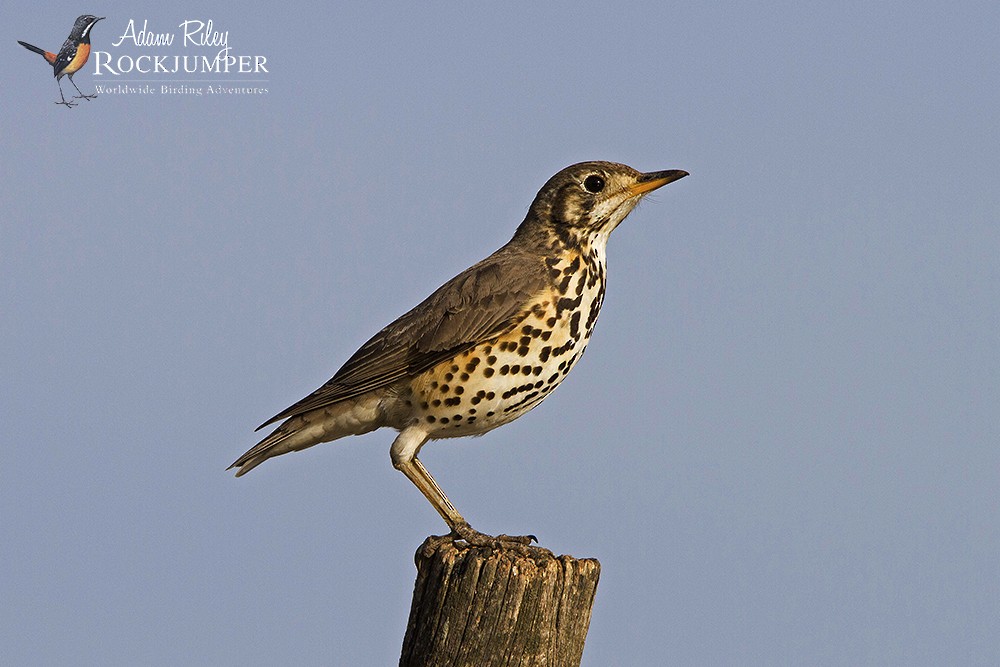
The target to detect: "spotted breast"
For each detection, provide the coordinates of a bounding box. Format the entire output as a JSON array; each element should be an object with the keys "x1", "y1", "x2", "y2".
[{"x1": 406, "y1": 239, "x2": 607, "y2": 437}]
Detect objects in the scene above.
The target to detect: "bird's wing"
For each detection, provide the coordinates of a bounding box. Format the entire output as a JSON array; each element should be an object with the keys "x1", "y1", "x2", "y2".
[
  {"x1": 52, "y1": 38, "x2": 75, "y2": 76},
  {"x1": 257, "y1": 247, "x2": 547, "y2": 429}
]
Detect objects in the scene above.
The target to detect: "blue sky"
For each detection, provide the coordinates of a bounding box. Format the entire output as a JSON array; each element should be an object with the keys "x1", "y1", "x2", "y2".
[{"x1": 3, "y1": 2, "x2": 998, "y2": 664}]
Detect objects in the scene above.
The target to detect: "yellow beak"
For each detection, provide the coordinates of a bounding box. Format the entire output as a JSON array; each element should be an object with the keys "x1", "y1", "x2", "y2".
[{"x1": 628, "y1": 169, "x2": 689, "y2": 197}]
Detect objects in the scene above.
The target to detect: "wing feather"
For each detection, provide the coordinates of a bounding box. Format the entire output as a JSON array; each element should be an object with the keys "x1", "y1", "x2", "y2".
[{"x1": 257, "y1": 246, "x2": 547, "y2": 429}]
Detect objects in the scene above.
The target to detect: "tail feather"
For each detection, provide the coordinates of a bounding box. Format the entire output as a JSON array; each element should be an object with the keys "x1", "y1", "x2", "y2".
[
  {"x1": 17, "y1": 40, "x2": 56, "y2": 63},
  {"x1": 228, "y1": 424, "x2": 303, "y2": 477},
  {"x1": 229, "y1": 394, "x2": 385, "y2": 477}
]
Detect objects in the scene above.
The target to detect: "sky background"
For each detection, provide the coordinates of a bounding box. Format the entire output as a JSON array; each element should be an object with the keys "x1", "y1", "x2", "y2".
[{"x1": 2, "y1": 2, "x2": 998, "y2": 665}]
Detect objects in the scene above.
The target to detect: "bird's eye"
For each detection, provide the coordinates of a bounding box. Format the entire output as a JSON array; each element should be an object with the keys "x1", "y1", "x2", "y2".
[{"x1": 583, "y1": 175, "x2": 605, "y2": 193}]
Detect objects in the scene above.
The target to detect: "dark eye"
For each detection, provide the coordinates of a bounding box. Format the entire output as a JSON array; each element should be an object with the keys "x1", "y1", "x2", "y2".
[{"x1": 583, "y1": 174, "x2": 605, "y2": 193}]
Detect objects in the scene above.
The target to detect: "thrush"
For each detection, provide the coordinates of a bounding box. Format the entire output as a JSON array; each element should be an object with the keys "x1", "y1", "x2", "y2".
[{"x1": 230, "y1": 161, "x2": 688, "y2": 546}]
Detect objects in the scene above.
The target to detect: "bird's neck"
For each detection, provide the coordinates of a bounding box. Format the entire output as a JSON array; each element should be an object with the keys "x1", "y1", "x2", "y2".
[
  {"x1": 545, "y1": 227, "x2": 610, "y2": 266},
  {"x1": 511, "y1": 214, "x2": 610, "y2": 261}
]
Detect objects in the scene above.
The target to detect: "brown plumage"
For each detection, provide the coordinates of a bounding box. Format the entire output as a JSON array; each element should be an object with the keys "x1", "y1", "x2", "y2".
[
  {"x1": 257, "y1": 247, "x2": 548, "y2": 429},
  {"x1": 230, "y1": 161, "x2": 688, "y2": 545}
]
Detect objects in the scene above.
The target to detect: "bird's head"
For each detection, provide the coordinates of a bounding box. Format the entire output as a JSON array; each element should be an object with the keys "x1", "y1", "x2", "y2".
[
  {"x1": 72, "y1": 15, "x2": 105, "y2": 40},
  {"x1": 523, "y1": 161, "x2": 688, "y2": 242}
]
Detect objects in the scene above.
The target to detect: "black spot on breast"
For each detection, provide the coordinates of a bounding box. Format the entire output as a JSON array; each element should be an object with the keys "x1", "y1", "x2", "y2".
[
  {"x1": 557, "y1": 274, "x2": 572, "y2": 294},
  {"x1": 501, "y1": 382, "x2": 537, "y2": 400},
  {"x1": 503, "y1": 390, "x2": 541, "y2": 413},
  {"x1": 585, "y1": 294, "x2": 602, "y2": 333},
  {"x1": 551, "y1": 339, "x2": 575, "y2": 358},
  {"x1": 556, "y1": 295, "x2": 582, "y2": 317}
]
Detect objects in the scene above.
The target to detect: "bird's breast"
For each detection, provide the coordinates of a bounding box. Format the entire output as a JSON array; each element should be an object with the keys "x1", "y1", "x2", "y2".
[
  {"x1": 60, "y1": 43, "x2": 89, "y2": 76},
  {"x1": 402, "y1": 247, "x2": 609, "y2": 438}
]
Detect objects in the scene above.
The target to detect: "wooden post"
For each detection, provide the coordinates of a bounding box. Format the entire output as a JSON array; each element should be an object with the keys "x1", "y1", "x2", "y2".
[{"x1": 399, "y1": 537, "x2": 601, "y2": 667}]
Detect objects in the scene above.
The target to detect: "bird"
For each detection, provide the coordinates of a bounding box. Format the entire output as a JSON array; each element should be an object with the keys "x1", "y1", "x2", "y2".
[
  {"x1": 230, "y1": 161, "x2": 688, "y2": 546},
  {"x1": 18, "y1": 15, "x2": 104, "y2": 108}
]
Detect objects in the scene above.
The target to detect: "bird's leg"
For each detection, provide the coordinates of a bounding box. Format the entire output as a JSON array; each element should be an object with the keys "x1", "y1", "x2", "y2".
[
  {"x1": 390, "y1": 427, "x2": 535, "y2": 547},
  {"x1": 69, "y1": 75, "x2": 97, "y2": 100},
  {"x1": 55, "y1": 79, "x2": 76, "y2": 107}
]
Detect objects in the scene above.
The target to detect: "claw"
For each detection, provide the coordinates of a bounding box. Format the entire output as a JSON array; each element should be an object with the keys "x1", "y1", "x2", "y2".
[
  {"x1": 448, "y1": 522, "x2": 540, "y2": 549},
  {"x1": 495, "y1": 533, "x2": 537, "y2": 545}
]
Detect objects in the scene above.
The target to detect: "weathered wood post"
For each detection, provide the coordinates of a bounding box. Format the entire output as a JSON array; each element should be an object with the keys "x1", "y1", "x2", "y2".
[{"x1": 399, "y1": 537, "x2": 601, "y2": 667}]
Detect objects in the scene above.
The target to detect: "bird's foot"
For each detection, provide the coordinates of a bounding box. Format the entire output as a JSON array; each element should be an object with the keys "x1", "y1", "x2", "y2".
[
  {"x1": 55, "y1": 99, "x2": 77, "y2": 108},
  {"x1": 447, "y1": 521, "x2": 542, "y2": 551},
  {"x1": 74, "y1": 93, "x2": 97, "y2": 101},
  {"x1": 417, "y1": 529, "x2": 552, "y2": 562}
]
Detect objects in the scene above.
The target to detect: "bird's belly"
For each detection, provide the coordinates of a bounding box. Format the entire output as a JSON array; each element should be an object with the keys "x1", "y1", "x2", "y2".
[
  {"x1": 407, "y1": 270, "x2": 605, "y2": 439},
  {"x1": 63, "y1": 43, "x2": 90, "y2": 75}
]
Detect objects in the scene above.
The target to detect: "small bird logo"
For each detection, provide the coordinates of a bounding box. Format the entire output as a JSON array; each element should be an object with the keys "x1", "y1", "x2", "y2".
[{"x1": 18, "y1": 15, "x2": 105, "y2": 108}]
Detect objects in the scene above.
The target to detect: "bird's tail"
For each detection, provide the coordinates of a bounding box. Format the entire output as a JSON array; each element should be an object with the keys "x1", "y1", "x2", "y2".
[
  {"x1": 228, "y1": 396, "x2": 384, "y2": 476},
  {"x1": 228, "y1": 421, "x2": 309, "y2": 477},
  {"x1": 17, "y1": 40, "x2": 57, "y2": 64}
]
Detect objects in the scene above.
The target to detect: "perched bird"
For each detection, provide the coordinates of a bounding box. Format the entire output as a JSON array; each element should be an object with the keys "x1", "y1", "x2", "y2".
[
  {"x1": 18, "y1": 15, "x2": 104, "y2": 108},
  {"x1": 230, "y1": 161, "x2": 688, "y2": 545}
]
